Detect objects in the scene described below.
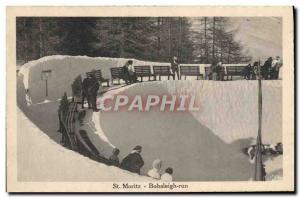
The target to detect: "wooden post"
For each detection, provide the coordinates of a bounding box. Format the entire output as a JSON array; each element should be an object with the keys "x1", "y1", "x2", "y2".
[
  {"x1": 45, "y1": 79, "x2": 48, "y2": 97},
  {"x1": 254, "y1": 60, "x2": 265, "y2": 181}
]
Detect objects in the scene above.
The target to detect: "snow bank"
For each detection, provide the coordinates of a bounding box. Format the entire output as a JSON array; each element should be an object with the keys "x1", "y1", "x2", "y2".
[
  {"x1": 161, "y1": 80, "x2": 282, "y2": 144},
  {"x1": 99, "y1": 80, "x2": 281, "y2": 181},
  {"x1": 17, "y1": 107, "x2": 152, "y2": 182},
  {"x1": 18, "y1": 55, "x2": 171, "y2": 104},
  {"x1": 18, "y1": 55, "x2": 250, "y2": 104}
]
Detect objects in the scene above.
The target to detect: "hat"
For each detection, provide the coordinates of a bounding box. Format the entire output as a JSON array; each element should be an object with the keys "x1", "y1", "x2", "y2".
[
  {"x1": 133, "y1": 145, "x2": 142, "y2": 151},
  {"x1": 113, "y1": 148, "x2": 120, "y2": 155}
]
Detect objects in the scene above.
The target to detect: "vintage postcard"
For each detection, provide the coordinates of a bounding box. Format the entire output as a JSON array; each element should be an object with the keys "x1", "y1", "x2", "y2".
[{"x1": 6, "y1": 6, "x2": 294, "y2": 192}]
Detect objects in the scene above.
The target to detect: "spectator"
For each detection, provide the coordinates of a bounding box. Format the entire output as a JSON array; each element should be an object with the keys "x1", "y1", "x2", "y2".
[
  {"x1": 262, "y1": 57, "x2": 272, "y2": 80},
  {"x1": 161, "y1": 167, "x2": 173, "y2": 182},
  {"x1": 81, "y1": 76, "x2": 91, "y2": 109},
  {"x1": 88, "y1": 71, "x2": 100, "y2": 112},
  {"x1": 120, "y1": 145, "x2": 144, "y2": 175},
  {"x1": 270, "y1": 56, "x2": 282, "y2": 79},
  {"x1": 122, "y1": 60, "x2": 137, "y2": 84},
  {"x1": 109, "y1": 148, "x2": 120, "y2": 167},
  {"x1": 242, "y1": 64, "x2": 252, "y2": 80},
  {"x1": 210, "y1": 62, "x2": 218, "y2": 80},
  {"x1": 171, "y1": 56, "x2": 180, "y2": 80},
  {"x1": 147, "y1": 159, "x2": 162, "y2": 179},
  {"x1": 216, "y1": 62, "x2": 224, "y2": 81}
]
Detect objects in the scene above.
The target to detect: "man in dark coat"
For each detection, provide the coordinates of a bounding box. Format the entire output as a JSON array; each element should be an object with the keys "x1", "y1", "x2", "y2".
[
  {"x1": 262, "y1": 57, "x2": 272, "y2": 80},
  {"x1": 81, "y1": 76, "x2": 91, "y2": 109},
  {"x1": 171, "y1": 56, "x2": 180, "y2": 80},
  {"x1": 120, "y1": 145, "x2": 144, "y2": 175},
  {"x1": 242, "y1": 64, "x2": 252, "y2": 80},
  {"x1": 109, "y1": 148, "x2": 120, "y2": 167},
  {"x1": 88, "y1": 73, "x2": 100, "y2": 112}
]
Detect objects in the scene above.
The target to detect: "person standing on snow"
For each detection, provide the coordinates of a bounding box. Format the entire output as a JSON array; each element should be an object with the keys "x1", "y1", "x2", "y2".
[
  {"x1": 147, "y1": 159, "x2": 162, "y2": 179},
  {"x1": 161, "y1": 167, "x2": 173, "y2": 182},
  {"x1": 262, "y1": 57, "x2": 272, "y2": 80},
  {"x1": 171, "y1": 56, "x2": 180, "y2": 80},
  {"x1": 109, "y1": 148, "x2": 120, "y2": 167},
  {"x1": 81, "y1": 76, "x2": 92, "y2": 109},
  {"x1": 270, "y1": 56, "x2": 282, "y2": 79},
  {"x1": 120, "y1": 145, "x2": 144, "y2": 175},
  {"x1": 216, "y1": 61, "x2": 224, "y2": 81},
  {"x1": 88, "y1": 72, "x2": 100, "y2": 112},
  {"x1": 122, "y1": 60, "x2": 136, "y2": 84}
]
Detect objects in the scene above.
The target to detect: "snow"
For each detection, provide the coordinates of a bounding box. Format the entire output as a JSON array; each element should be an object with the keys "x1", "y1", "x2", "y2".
[
  {"x1": 265, "y1": 156, "x2": 283, "y2": 181},
  {"x1": 17, "y1": 107, "x2": 152, "y2": 182},
  {"x1": 16, "y1": 56, "x2": 282, "y2": 181},
  {"x1": 230, "y1": 17, "x2": 282, "y2": 60},
  {"x1": 18, "y1": 55, "x2": 171, "y2": 104},
  {"x1": 98, "y1": 80, "x2": 282, "y2": 181},
  {"x1": 18, "y1": 55, "x2": 249, "y2": 104},
  {"x1": 161, "y1": 80, "x2": 282, "y2": 144},
  {"x1": 189, "y1": 17, "x2": 282, "y2": 60}
]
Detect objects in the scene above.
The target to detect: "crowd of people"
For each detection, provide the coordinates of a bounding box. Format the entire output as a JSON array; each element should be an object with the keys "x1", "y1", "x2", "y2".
[
  {"x1": 108, "y1": 145, "x2": 174, "y2": 181},
  {"x1": 206, "y1": 56, "x2": 282, "y2": 81},
  {"x1": 260, "y1": 56, "x2": 283, "y2": 80},
  {"x1": 242, "y1": 56, "x2": 282, "y2": 80}
]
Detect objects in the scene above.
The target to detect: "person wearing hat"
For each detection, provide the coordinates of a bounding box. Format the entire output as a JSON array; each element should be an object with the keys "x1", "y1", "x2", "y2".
[
  {"x1": 171, "y1": 56, "x2": 180, "y2": 80},
  {"x1": 81, "y1": 75, "x2": 92, "y2": 109},
  {"x1": 147, "y1": 159, "x2": 162, "y2": 179},
  {"x1": 120, "y1": 145, "x2": 144, "y2": 175},
  {"x1": 161, "y1": 167, "x2": 173, "y2": 182},
  {"x1": 109, "y1": 148, "x2": 120, "y2": 167},
  {"x1": 122, "y1": 60, "x2": 137, "y2": 84},
  {"x1": 88, "y1": 71, "x2": 100, "y2": 112},
  {"x1": 271, "y1": 56, "x2": 282, "y2": 79}
]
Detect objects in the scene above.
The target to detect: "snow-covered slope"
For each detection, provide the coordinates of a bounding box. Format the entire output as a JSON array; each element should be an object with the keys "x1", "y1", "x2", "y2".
[
  {"x1": 16, "y1": 55, "x2": 282, "y2": 181},
  {"x1": 18, "y1": 55, "x2": 249, "y2": 104},
  {"x1": 190, "y1": 17, "x2": 282, "y2": 60},
  {"x1": 17, "y1": 107, "x2": 152, "y2": 182},
  {"x1": 162, "y1": 80, "x2": 282, "y2": 144},
  {"x1": 230, "y1": 17, "x2": 282, "y2": 60},
  {"x1": 18, "y1": 55, "x2": 171, "y2": 104},
  {"x1": 99, "y1": 80, "x2": 282, "y2": 181}
]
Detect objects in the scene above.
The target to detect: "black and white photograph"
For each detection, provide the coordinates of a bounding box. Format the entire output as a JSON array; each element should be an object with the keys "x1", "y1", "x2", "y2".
[{"x1": 6, "y1": 6, "x2": 294, "y2": 192}]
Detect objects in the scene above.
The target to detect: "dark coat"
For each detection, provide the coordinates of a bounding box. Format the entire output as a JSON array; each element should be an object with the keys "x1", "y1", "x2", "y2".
[
  {"x1": 171, "y1": 58, "x2": 179, "y2": 71},
  {"x1": 82, "y1": 78, "x2": 91, "y2": 95},
  {"x1": 89, "y1": 76, "x2": 100, "y2": 94},
  {"x1": 120, "y1": 152, "x2": 144, "y2": 174},
  {"x1": 109, "y1": 155, "x2": 120, "y2": 167}
]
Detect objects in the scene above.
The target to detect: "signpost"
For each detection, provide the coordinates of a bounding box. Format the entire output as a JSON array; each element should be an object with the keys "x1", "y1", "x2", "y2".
[
  {"x1": 254, "y1": 61, "x2": 265, "y2": 181},
  {"x1": 41, "y1": 70, "x2": 52, "y2": 97}
]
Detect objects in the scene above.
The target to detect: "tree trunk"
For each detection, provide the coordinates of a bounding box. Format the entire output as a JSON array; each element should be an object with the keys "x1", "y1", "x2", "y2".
[
  {"x1": 212, "y1": 17, "x2": 216, "y2": 62},
  {"x1": 39, "y1": 18, "x2": 44, "y2": 58},
  {"x1": 204, "y1": 17, "x2": 208, "y2": 63},
  {"x1": 178, "y1": 17, "x2": 182, "y2": 59},
  {"x1": 23, "y1": 19, "x2": 28, "y2": 62},
  {"x1": 168, "y1": 19, "x2": 172, "y2": 58},
  {"x1": 119, "y1": 22, "x2": 125, "y2": 58},
  {"x1": 157, "y1": 17, "x2": 161, "y2": 58}
]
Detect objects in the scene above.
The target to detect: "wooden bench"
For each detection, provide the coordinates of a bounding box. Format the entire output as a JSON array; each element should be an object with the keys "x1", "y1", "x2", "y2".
[
  {"x1": 86, "y1": 69, "x2": 109, "y2": 87},
  {"x1": 225, "y1": 66, "x2": 245, "y2": 80},
  {"x1": 134, "y1": 66, "x2": 155, "y2": 82},
  {"x1": 179, "y1": 66, "x2": 204, "y2": 80},
  {"x1": 110, "y1": 67, "x2": 125, "y2": 85},
  {"x1": 153, "y1": 65, "x2": 174, "y2": 80}
]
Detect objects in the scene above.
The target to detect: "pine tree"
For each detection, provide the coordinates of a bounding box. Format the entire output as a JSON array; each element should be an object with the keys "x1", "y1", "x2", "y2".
[
  {"x1": 58, "y1": 17, "x2": 99, "y2": 56},
  {"x1": 191, "y1": 17, "x2": 252, "y2": 64}
]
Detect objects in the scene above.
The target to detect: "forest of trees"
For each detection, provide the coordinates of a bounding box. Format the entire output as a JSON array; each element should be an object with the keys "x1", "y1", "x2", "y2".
[{"x1": 16, "y1": 17, "x2": 251, "y2": 64}]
